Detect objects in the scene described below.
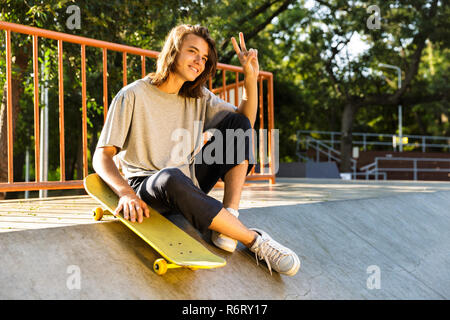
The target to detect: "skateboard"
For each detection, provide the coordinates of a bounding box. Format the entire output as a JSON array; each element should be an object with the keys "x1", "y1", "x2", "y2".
[{"x1": 83, "y1": 173, "x2": 226, "y2": 275}]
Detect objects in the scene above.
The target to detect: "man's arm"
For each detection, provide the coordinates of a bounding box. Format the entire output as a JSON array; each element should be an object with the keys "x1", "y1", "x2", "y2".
[
  {"x1": 231, "y1": 32, "x2": 259, "y2": 127},
  {"x1": 93, "y1": 146, "x2": 149, "y2": 223},
  {"x1": 93, "y1": 146, "x2": 133, "y2": 196},
  {"x1": 237, "y1": 77, "x2": 258, "y2": 127}
]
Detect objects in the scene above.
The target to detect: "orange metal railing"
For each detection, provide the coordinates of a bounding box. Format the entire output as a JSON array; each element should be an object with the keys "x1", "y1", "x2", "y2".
[{"x1": 0, "y1": 21, "x2": 275, "y2": 193}]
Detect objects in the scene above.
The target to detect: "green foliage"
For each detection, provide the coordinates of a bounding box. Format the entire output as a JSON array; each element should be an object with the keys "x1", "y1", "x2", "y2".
[{"x1": 1, "y1": 0, "x2": 448, "y2": 185}]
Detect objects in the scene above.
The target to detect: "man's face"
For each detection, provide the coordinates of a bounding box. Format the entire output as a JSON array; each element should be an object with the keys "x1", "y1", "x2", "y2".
[{"x1": 174, "y1": 33, "x2": 209, "y2": 82}]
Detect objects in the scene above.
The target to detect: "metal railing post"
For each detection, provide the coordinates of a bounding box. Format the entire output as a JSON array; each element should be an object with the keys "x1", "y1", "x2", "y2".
[
  {"x1": 413, "y1": 160, "x2": 417, "y2": 180},
  {"x1": 375, "y1": 158, "x2": 379, "y2": 181}
]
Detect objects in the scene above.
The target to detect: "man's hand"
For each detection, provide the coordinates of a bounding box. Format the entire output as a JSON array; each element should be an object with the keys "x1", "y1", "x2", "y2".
[
  {"x1": 114, "y1": 192, "x2": 150, "y2": 223},
  {"x1": 231, "y1": 32, "x2": 259, "y2": 80},
  {"x1": 93, "y1": 146, "x2": 149, "y2": 223}
]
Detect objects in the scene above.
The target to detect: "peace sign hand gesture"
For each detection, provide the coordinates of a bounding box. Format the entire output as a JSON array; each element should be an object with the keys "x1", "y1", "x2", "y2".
[{"x1": 231, "y1": 32, "x2": 259, "y2": 80}]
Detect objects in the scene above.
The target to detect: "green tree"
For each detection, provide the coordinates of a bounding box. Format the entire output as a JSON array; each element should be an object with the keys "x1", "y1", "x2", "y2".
[
  {"x1": 261, "y1": 0, "x2": 449, "y2": 168},
  {"x1": 1, "y1": 0, "x2": 294, "y2": 198},
  {"x1": 1, "y1": 0, "x2": 449, "y2": 200}
]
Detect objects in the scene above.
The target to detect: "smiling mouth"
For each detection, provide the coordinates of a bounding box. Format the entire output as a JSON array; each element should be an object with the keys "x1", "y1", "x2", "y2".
[{"x1": 189, "y1": 66, "x2": 200, "y2": 74}]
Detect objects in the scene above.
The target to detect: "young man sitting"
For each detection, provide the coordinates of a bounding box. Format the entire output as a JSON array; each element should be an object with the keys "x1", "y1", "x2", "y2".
[{"x1": 93, "y1": 24, "x2": 300, "y2": 276}]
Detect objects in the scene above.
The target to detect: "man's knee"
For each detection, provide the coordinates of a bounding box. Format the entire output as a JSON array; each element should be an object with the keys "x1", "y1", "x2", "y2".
[
  {"x1": 229, "y1": 112, "x2": 252, "y2": 131},
  {"x1": 155, "y1": 167, "x2": 188, "y2": 192},
  {"x1": 224, "y1": 113, "x2": 253, "y2": 150}
]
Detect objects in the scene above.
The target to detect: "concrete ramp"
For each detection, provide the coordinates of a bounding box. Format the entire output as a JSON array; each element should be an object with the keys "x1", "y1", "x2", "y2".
[{"x1": 1, "y1": 183, "x2": 450, "y2": 299}]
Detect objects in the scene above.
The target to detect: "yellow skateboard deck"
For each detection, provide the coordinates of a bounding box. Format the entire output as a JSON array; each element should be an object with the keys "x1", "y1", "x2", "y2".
[{"x1": 83, "y1": 173, "x2": 226, "y2": 275}]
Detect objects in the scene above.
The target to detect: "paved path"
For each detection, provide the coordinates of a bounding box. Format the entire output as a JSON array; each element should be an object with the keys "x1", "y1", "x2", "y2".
[{"x1": 1, "y1": 178, "x2": 449, "y2": 299}]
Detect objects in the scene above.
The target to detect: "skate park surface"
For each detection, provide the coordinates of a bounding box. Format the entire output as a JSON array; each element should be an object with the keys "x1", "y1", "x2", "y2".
[{"x1": 1, "y1": 178, "x2": 450, "y2": 299}]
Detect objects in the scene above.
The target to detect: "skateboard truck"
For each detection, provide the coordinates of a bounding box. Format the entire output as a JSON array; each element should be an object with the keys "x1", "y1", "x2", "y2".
[{"x1": 153, "y1": 258, "x2": 199, "y2": 275}]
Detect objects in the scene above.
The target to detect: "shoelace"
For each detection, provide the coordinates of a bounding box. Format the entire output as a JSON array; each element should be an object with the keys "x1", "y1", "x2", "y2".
[{"x1": 253, "y1": 239, "x2": 289, "y2": 275}]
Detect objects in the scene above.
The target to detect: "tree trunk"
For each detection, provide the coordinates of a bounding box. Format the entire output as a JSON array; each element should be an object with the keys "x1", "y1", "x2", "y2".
[
  {"x1": 0, "y1": 46, "x2": 31, "y2": 199},
  {"x1": 340, "y1": 103, "x2": 357, "y2": 173}
]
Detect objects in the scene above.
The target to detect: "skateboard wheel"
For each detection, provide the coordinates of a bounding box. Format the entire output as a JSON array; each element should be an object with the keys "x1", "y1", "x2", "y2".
[
  {"x1": 93, "y1": 207, "x2": 104, "y2": 221},
  {"x1": 153, "y1": 259, "x2": 167, "y2": 275}
]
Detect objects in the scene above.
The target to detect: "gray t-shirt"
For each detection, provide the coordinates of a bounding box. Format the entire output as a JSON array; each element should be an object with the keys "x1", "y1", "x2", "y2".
[{"x1": 96, "y1": 76, "x2": 237, "y2": 187}]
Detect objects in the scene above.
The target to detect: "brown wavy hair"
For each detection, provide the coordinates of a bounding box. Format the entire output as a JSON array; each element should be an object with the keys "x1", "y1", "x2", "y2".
[{"x1": 148, "y1": 24, "x2": 217, "y2": 99}]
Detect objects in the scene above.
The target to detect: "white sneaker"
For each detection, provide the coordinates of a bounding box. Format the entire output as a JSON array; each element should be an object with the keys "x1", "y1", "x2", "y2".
[
  {"x1": 212, "y1": 208, "x2": 239, "y2": 252},
  {"x1": 249, "y1": 228, "x2": 300, "y2": 276}
]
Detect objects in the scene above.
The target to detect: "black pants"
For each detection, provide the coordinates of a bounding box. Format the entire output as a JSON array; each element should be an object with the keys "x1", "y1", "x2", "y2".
[{"x1": 128, "y1": 112, "x2": 254, "y2": 234}]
